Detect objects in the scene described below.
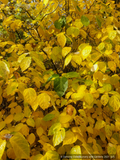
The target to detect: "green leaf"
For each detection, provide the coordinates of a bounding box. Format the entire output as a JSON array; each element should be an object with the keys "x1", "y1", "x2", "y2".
[
  {"x1": 64, "y1": 72, "x2": 79, "y2": 78},
  {"x1": 54, "y1": 77, "x2": 68, "y2": 97},
  {"x1": 48, "y1": 123, "x2": 61, "y2": 136},
  {"x1": 53, "y1": 128, "x2": 65, "y2": 146},
  {"x1": 81, "y1": 15, "x2": 90, "y2": 26},
  {"x1": 96, "y1": 16, "x2": 101, "y2": 28},
  {"x1": 43, "y1": 114, "x2": 55, "y2": 121},
  {"x1": 66, "y1": 27, "x2": 79, "y2": 37},
  {"x1": 10, "y1": 132, "x2": 30, "y2": 159},
  {"x1": 0, "y1": 139, "x2": 6, "y2": 159},
  {"x1": 54, "y1": 16, "x2": 66, "y2": 29},
  {"x1": 85, "y1": 79, "x2": 93, "y2": 86},
  {"x1": 42, "y1": 74, "x2": 59, "y2": 87},
  {"x1": 54, "y1": 20, "x2": 62, "y2": 29},
  {"x1": 76, "y1": 5, "x2": 80, "y2": 12},
  {"x1": 0, "y1": 61, "x2": 10, "y2": 79}
]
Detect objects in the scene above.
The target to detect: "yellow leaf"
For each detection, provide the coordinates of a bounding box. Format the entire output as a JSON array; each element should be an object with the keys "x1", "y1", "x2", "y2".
[
  {"x1": 8, "y1": 102, "x2": 17, "y2": 108},
  {"x1": 26, "y1": 118, "x2": 35, "y2": 127},
  {"x1": 14, "y1": 113, "x2": 24, "y2": 122},
  {"x1": 0, "y1": 0, "x2": 8, "y2": 4},
  {"x1": 21, "y1": 124, "x2": 29, "y2": 137},
  {"x1": 73, "y1": 19, "x2": 83, "y2": 29},
  {"x1": 30, "y1": 97, "x2": 39, "y2": 111},
  {"x1": 105, "y1": 125, "x2": 112, "y2": 138},
  {"x1": 0, "y1": 139, "x2": 6, "y2": 159},
  {"x1": 27, "y1": 133, "x2": 35, "y2": 144},
  {"x1": 57, "y1": 33, "x2": 66, "y2": 48},
  {"x1": 25, "y1": 44, "x2": 33, "y2": 51},
  {"x1": 72, "y1": 54, "x2": 82, "y2": 65},
  {"x1": 0, "y1": 61, "x2": 10, "y2": 79},
  {"x1": 101, "y1": 94, "x2": 109, "y2": 106},
  {"x1": 67, "y1": 27, "x2": 79, "y2": 37},
  {"x1": 108, "y1": 61, "x2": 116, "y2": 72},
  {"x1": 23, "y1": 88, "x2": 37, "y2": 105},
  {"x1": 86, "y1": 126, "x2": 93, "y2": 134},
  {"x1": 108, "y1": 30, "x2": 117, "y2": 40},
  {"x1": 5, "y1": 114, "x2": 13, "y2": 124},
  {"x1": 14, "y1": 123, "x2": 24, "y2": 132},
  {"x1": 43, "y1": 0, "x2": 49, "y2": 6},
  {"x1": 7, "y1": 147, "x2": 16, "y2": 159},
  {"x1": 42, "y1": 143, "x2": 55, "y2": 152},
  {"x1": 107, "y1": 143, "x2": 117, "y2": 155},
  {"x1": 115, "y1": 44, "x2": 120, "y2": 52},
  {"x1": 84, "y1": 93, "x2": 94, "y2": 105},
  {"x1": 62, "y1": 47, "x2": 71, "y2": 57},
  {"x1": 105, "y1": 50, "x2": 113, "y2": 55},
  {"x1": 10, "y1": 132, "x2": 30, "y2": 159},
  {"x1": 110, "y1": 74, "x2": 119, "y2": 85},
  {"x1": 37, "y1": 127, "x2": 44, "y2": 137},
  {"x1": 77, "y1": 85, "x2": 86, "y2": 93},
  {"x1": 63, "y1": 130, "x2": 77, "y2": 145},
  {"x1": 6, "y1": 82, "x2": 18, "y2": 95},
  {"x1": 81, "y1": 45, "x2": 92, "y2": 60},
  {"x1": 98, "y1": 61, "x2": 106, "y2": 73},
  {"x1": 115, "y1": 121, "x2": 120, "y2": 131},
  {"x1": 59, "y1": 113, "x2": 72, "y2": 123},
  {"x1": 53, "y1": 128, "x2": 65, "y2": 146},
  {"x1": 0, "y1": 121, "x2": 6, "y2": 131},
  {"x1": 70, "y1": 145, "x2": 82, "y2": 160},
  {"x1": 18, "y1": 54, "x2": 27, "y2": 63},
  {"x1": 79, "y1": 29, "x2": 87, "y2": 38},
  {"x1": 82, "y1": 143, "x2": 94, "y2": 155},
  {"x1": 48, "y1": 123, "x2": 61, "y2": 136},
  {"x1": 71, "y1": 85, "x2": 86, "y2": 101},
  {"x1": 97, "y1": 42, "x2": 105, "y2": 51},
  {"x1": 37, "y1": 93, "x2": 50, "y2": 110},
  {"x1": 20, "y1": 57, "x2": 31, "y2": 72},
  {"x1": 117, "y1": 145, "x2": 120, "y2": 159},
  {"x1": 64, "y1": 53, "x2": 72, "y2": 67},
  {"x1": 95, "y1": 120, "x2": 106, "y2": 130},
  {"x1": 109, "y1": 95, "x2": 120, "y2": 112}
]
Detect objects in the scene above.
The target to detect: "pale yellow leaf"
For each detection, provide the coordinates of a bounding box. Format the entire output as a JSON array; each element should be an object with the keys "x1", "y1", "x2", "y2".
[
  {"x1": 64, "y1": 53, "x2": 72, "y2": 67},
  {"x1": 81, "y1": 45, "x2": 92, "y2": 60},
  {"x1": 0, "y1": 61, "x2": 10, "y2": 79},
  {"x1": 20, "y1": 57, "x2": 31, "y2": 72},
  {"x1": 63, "y1": 130, "x2": 77, "y2": 145},
  {"x1": 10, "y1": 132, "x2": 30, "y2": 159},
  {"x1": 62, "y1": 47, "x2": 71, "y2": 57},
  {"x1": 38, "y1": 93, "x2": 50, "y2": 110},
  {"x1": 57, "y1": 33, "x2": 66, "y2": 48},
  {"x1": 0, "y1": 139, "x2": 6, "y2": 159},
  {"x1": 23, "y1": 88, "x2": 37, "y2": 105}
]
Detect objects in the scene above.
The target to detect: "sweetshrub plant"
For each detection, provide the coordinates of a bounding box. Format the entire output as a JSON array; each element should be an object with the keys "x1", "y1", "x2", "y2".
[{"x1": 0, "y1": 0, "x2": 120, "y2": 159}]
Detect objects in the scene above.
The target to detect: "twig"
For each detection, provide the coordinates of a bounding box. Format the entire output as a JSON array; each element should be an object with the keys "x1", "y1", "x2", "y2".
[
  {"x1": 41, "y1": 49, "x2": 59, "y2": 75},
  {"x1": 41, "y1": 3, "x2": 59, "y2": 21}
]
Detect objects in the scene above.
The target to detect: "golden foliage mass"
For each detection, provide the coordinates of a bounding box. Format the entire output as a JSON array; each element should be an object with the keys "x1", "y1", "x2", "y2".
[{"x1": 0, "y1": 0, "x2": 120, "y2": 159}]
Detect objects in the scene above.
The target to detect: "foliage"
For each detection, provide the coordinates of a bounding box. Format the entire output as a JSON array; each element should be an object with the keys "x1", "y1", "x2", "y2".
[{"x1": 0, "y1": 0, "x2": 120, "y2": 159}]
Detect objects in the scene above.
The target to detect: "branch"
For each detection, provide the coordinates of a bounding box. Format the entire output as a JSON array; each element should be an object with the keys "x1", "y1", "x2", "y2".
[
  {"x1": 41, "y1": 49, "x2": 59, "y2": 75},
  {"x1": 41, "y1": 3, "x2": 59, "y2": 21}
]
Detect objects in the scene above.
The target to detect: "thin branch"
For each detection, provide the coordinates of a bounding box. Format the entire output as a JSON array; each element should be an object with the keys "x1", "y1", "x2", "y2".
[
  {"x1": 41, "y1": 3, "x2": 59, "y2": 21},
  {"x1": 41, "y1": 49, "x2": 59, "y2": 75}
]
